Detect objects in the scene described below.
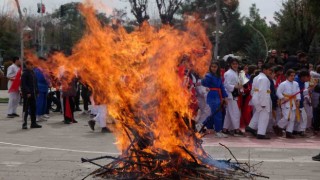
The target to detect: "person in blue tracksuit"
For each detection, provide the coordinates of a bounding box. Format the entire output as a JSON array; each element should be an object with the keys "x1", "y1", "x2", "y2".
[
  {"x1": 201, "y1": 61, "x2": 228, "y2": 137},
  {"x1": 34, "y1": 67, "x2": 49, "y2": 121}
]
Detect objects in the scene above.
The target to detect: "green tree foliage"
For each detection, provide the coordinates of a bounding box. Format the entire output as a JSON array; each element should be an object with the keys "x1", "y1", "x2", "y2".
[
  {"x1": 244, "y1": 4, "x2": 269, "y2": 63},
  {"x1": 0, "y1": 6, "x2": 19, "y2": 60},
  {"x1": 271, "y1": 0, "x2": 320, "y2": 54}
]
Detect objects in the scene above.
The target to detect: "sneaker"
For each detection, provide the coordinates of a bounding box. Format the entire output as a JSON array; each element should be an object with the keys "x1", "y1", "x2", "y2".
[
  {"x1": 234, "y1": 130, "x2": 245, "y2": 137},
  {"x1": 215, "y1": 132, "x2": 228, "y2": 138},
  {"x1": 42, "y1": 114, "x2": 50, "y2": 118},
  {"x1": 101, "y1": 127, "x2": 111, "y2": 133},
  {"x1": 195, "y1": 124, "x2": 203, "y2": 132},
  {"x1": 245, "y1": 126, "x2": 257, "y2": 136},
  {"x1": 312, "y1": 153, "x2": 320, "y2": 161},
  {"x1": 30, "y1": 124, "x2": 42, "y2": 128},
  {"x1": 88, "y1": 120, "x2": 95, "y2": 131},
  {"x1": 7, "y1": 114, "x2": 15, "y2": 118},
  {"x1": 12, "y1": 113, "x2": 20, "y2": 117}
]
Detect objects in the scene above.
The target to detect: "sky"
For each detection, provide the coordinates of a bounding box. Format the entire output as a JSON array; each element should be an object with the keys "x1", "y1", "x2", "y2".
[{"x1": 3, "y1": 0, "x2": 284, "y2": 23}]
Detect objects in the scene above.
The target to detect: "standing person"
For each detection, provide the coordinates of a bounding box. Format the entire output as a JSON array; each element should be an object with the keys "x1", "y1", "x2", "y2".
[
  {"x1": 246, "y1": 64, "x2": 272, "y2": 139},
  {"x1": 293, "y1": 70, "x2": 311, "y2": 137},
  {"x1": 80, "y1": 83, "x2": 91, "y2": 114},
  {"x1": 274, "y1": 69, "x2": 301, "y2": 138},
  {"x1": 61, "y1": 76, "x2": 78, "y2": 124},
  {"x1": 21, "y1": 61, "x2": 42, "y2": 129},
  {"x1": 34, "y1": 67, "x2": 50, "y2": 121},
  {"x1": 223, "y1": 58, "x2": 244, "y2": 136},
  {"x1": 74, "y1": 79, "x2": 82, "y2": 111},
  {"x1": 201, "y1": 61, "x2": 228, "y2": 137},
  {"x1": 6, "y1": 57, "x2": 21, "y2": 118}
]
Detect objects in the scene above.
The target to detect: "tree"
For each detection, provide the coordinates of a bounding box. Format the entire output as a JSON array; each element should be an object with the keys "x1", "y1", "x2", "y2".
[
  {"x1": 128, "y1": 0, "x2": 149, "y2": 25},
  {"x1": 156, "y1": 0, "x2": 183, "y2": 25},
  {"x1": 271, "y1": 0, "x2": 320, "y2": 53},
  {"x1": 244, "y1": 4, "x2": 270, "y2": 63}
]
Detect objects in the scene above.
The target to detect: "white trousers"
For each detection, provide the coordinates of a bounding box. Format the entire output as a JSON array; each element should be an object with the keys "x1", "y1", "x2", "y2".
[
  {"x1": 7, "y1": 92, "x2": 20, "y2": 114},
  {"x1": 195, "y1": 96, "x2": 211, "y2": 124},
  {"x1": 278, "y1": 108, "x2": 296, "y2": 133},
  {"x1": 294, "y1": 108, "x2": 308, "y2": 132},
  {"x1": 304, "y1": 102, "x2": 313, "y2": 129},
  {"x1": 223, "y1": 99, "x2": 240, "y2": 130},
  {"x1": 90, "y1": 105, "x2": 107, "y2": 128},
  {"x1": 249, "y1": 108, "x2": 270, "y2": 135}
]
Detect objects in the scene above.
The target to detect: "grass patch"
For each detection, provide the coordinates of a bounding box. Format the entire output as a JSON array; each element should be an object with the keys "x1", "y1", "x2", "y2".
[{"x1": 0, "y1": 98, "x2": 8, "y2": 103}]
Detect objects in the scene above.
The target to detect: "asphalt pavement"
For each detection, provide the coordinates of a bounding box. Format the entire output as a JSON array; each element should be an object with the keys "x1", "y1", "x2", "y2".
[{"x1": 0, "y1": 103, "x2": 319, "y2": 180}]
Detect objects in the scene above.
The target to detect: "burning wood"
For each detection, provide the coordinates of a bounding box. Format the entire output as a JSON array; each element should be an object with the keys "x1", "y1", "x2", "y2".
[{"x1": 25, "y1": 1, "x2": 268, "y2": 179}]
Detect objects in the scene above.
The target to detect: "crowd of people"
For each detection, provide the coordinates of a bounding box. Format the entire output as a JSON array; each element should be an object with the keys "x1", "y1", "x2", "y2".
[
  {"x1": 3, "y1": 49, "x2": 320, "y2": 161},
  {"x1": 181, "y1": 50, "x2": 319, "y2": 144},
  {"x1": 5, "y1": 58, "x2": 111, "y2": 132}
]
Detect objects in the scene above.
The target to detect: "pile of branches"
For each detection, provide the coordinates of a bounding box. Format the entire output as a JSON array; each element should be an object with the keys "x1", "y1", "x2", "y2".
[{"x1": 81, "y1": 143, "x2": 269, "y2": 180}]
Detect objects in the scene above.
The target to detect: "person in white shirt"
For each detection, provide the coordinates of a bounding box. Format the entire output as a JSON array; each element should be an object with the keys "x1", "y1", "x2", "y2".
[
  {"x1": 246, "y1": 64, "x2": 272, "y2": 139},
  {"x1": 222, "y1": 58, "x2": 244, "y2": 136},
  {"x1": 6, "y1": 57, "x2": 21, "y2": 118},
  {"x1": 274, "y1": 69, "x2": 301, "y2": 139}
]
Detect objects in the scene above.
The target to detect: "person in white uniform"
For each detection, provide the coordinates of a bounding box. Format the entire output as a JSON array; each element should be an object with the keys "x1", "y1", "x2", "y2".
[
  {"x1": 274, "y1": 69, "x2": 301, "y2": 139},
  {"x1": 222, "y1": 58, "x2": 244, "y2": 136},
  {"x1": 246, "y1": 64, "x2": 272, "y2": 139},
  {"x1": 6, "y1": 57, "x2": 21, "y2": 118}
]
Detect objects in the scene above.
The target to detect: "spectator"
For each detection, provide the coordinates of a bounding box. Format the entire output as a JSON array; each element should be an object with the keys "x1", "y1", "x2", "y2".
[
  {"x1": 21, "y1": 61, "x2": 42, "y2": 129},
  {"x1": 6, "y1": 57, "x2": 21, "y2": 118},
  {"x1": 34, "y1": 66, "x2": 50, "y2": 121}
]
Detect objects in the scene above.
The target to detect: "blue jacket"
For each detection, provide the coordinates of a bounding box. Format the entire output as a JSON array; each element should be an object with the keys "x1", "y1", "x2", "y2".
[
  {"x1": 34, "y1": 68, "x2": 49, "y2": 93},
  {"x1": 201, "y1": 73, "x2": 228, "y2": 104}
]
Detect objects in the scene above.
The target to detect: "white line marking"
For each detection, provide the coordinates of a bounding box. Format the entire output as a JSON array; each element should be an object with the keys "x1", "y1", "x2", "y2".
[{"x1": 0, "y1": 141, "x2": 120, "y2": 155}]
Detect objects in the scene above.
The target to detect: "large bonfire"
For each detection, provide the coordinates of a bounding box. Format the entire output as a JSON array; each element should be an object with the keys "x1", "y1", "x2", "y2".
[{"x1": 27, "y1": 1, "x2": 266, "y2": 179}]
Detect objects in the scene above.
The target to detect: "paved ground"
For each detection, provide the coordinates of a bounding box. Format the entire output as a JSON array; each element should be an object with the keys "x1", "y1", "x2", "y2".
[{"x1": 0, "y1": 103, "x2": 320, "y2": 180}]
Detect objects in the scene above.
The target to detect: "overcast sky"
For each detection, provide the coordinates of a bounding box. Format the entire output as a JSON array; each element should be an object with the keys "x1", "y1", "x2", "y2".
[{"x1": 4, "y1": 0, "x2": 284, "y2": 23}]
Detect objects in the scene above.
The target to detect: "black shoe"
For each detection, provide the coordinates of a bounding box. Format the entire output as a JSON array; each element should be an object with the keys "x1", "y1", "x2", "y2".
[
  {"x1": 234, "y1": 130, "x2": 245, "y2": 137},
  {"x1": 7, "y1": 114, "x2": 15, "y2": 118},
  {"x1": 64, "y1": 120, "x2": 71, "y2": 124},
  {"x1": 245, "y1": 126, "x2": 257, "y2": 136},
  {"x1": 22, "y1": 123, "x2": 28, "y2": 129},
  {"x1": 312, "y1": 154, "x2": 320, "y2": 161},
  {"x1": 101, "y1": 127, "x2": 111, "y2": 133},
  {"x1": 286, "y1": 132, "x2": 295, "y2": 139},
  {"x1": 30, "y1": 123, "x2": 42, "y2": 128},
  {"x1": 52, "y1": 109, "x2": 61, "y2": 112},
  {"x1": 298, "y1": 132, "x2": 307, "y2": 137},
  {"x1": 273, "y1": 126, "x2": 283, "y2": 136},
  {"x1": 72, "y1": 119, "x2": 78, "y2": 123},
  {"x1": 292, "y1": 131, "x2": 299, "y2": 135},
  {"x1": 12, "y1": 113, "x2": 20, "y2": 117},
  {"x1": 257, "y1": 134, "x2": 270, "y2": 140},
  {"x1": 75, "y1": 108, "x2": 82, "y2": 111},
  {"x1": 88, "y1": 120, "x2": 95, "y2": 131}
]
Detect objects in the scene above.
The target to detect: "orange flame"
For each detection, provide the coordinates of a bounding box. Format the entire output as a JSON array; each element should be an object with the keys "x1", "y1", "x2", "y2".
[{"x1": 26, "y1": 0, "x2": 212, "y2": 163}]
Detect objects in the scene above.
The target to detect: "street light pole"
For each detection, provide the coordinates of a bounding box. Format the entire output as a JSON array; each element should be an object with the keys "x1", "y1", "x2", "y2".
[
  {"x1": 40, "y1": 0, "x2": 44, "y2": 57},
  {"x1": 214, "y1": 0, "x2": 221, "y2": 60},
  {"x1": 14, "y1": 0, "x2": 24, "y2": 71}
]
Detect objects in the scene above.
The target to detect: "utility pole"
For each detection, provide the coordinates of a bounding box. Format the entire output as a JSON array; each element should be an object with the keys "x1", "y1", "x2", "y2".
[
  {"x1": 40, "y1": 0, "x2": 44, "y2": 57},
  {"x1": 14, "y1": 0, "x2": 24, "y2": 70},
  {"x1": 214, "y1": 0, "x2": 220, "y2": 60}
]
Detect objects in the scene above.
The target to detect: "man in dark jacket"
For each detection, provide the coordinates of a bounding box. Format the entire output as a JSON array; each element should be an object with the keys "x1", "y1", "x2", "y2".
[{"x1": 21, "y1": 61, "x2": 42, "y2": 129}]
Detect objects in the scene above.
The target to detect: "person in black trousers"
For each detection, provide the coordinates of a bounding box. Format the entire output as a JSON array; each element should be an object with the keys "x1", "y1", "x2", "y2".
[
  {"x1": 81, "y1": 83, "x2": 91, "y2": 114},
  {"x1": 21, "y1": 61, "x2": 42, "y2": 129}
]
